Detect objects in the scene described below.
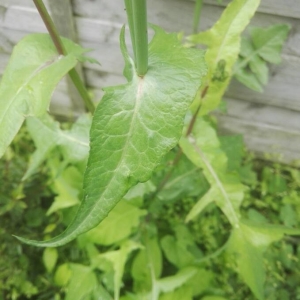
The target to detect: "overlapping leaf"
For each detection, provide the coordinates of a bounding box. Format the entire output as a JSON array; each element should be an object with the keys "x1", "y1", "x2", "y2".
[
  {"x1": 23, "y1": 113, "x2": 90, "y2": 180},
  {"x1": 180, "y1": 118, "x2": 245, "y2": 225},
  {"x1": 188, "y1": 0, "x2": 260, "y2": 114},
  {"x1": 0, "y1": 34, "x2": 91, "y2": 158},
  {"x1": 17, "y1": 25, "x2": 206, "y2": 247}
]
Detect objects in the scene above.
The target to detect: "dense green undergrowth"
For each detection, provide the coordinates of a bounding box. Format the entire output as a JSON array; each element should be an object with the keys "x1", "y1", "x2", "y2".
[
  {"x1": 1, "y1": 125, "x2": 300, "y2": 300},
  {"x1": 0, "y1": 0, "x2": 298, "y2": 299}
]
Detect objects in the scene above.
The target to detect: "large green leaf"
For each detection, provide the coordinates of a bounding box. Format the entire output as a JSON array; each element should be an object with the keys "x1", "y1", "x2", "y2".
[
  {"x1": 188, "y1": 0, "x2": 260, "y2": 114},
  {"x1": 0, "y1": 34, "x2": 89, "y2": 158},
  {"x1": 17, "y1": 25, "x2": 206, "y2": 247}
]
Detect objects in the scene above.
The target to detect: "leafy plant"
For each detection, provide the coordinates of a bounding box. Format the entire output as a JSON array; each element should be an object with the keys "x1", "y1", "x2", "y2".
[
  {"x1": 0, "y1": 0, "x2": 298, "y2": 299},
  {"x1": 234, "y1": 24, "x2": 291, "y2": 92}
]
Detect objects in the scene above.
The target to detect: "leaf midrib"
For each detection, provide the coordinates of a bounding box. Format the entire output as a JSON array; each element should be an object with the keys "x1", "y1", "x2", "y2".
[
  {"x1": 0, "y1": 55, "x2": 63, "y2": 125},
  {"x1": 67, "y1": 76, "x2": 145, "y2": 238},
  {"x1": 189, "y1": 137, "x2": 240, "y2": 226}
]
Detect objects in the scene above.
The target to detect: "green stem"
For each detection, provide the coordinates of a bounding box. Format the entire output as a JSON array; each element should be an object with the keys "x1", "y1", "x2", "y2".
[
  {"x1": 193, "y1": 0, "x2": 203, "y2": 34},
  {"x1": 124, "y1": 0, "x2": 136, "y2": 61},
  {"x1": 125, "y1": 0, "x2": 148, "y2": 76},
  {"x1": 33, "y1": 0, "x2": 95, "y2": 114}
]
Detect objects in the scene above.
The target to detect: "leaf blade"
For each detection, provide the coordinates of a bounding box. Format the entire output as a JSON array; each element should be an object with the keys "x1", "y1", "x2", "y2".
[
  {"x1": 0, "y1": 34, "x2": 88, "y2": 158},
  {"x1": 17, "y1": 25, "x2": 206, "y2": 247}
]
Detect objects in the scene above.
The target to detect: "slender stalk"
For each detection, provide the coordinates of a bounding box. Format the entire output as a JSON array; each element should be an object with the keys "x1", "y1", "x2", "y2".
[
  {"x1": 193, "y1": 0, "x2": 203, "y2": 34},
  {"x1": 33, "y1": 0, "x2": 95, "y2": 114},
  {"x1": 125, "y1": 0, "x2": 148, "y2": 76},
  {"x1": 132, "y1": 0, "x2": 148, "y2": 76},
  {"x1": 124, "y1": 0, "x2": 136, "y2": 61}
]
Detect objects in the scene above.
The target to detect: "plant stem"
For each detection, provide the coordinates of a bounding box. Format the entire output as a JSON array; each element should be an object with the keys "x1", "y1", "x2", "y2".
[
  {"x1": 33, "y1": 0, "x2": 95, "y2": 114},
  {"x1": 124, "y1": 0, "x2": 136, "y2": 61},
  {"x1": 193, "y1": 0, "x2": 203, "y2": 34},
  {"x1": 125, "y1": 0, "x2": 148, "y2": 76}
]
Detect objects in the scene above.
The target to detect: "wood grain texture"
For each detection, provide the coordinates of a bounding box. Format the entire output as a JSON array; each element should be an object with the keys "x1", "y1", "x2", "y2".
[
  {"x1": 203, "y1": 0, "x2": 300, "y2": 19},
  {"x1": 218, "y1": 98, "x2": 300, "y2": 164}
]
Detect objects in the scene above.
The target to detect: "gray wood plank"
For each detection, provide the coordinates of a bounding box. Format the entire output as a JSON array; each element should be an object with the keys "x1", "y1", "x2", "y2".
[
  {"x1": 217, "y1": 98, "x2": 300, "y2": 163},
  {"x1": 3, "y1": 0, "x2": 299, "y2": 19},
  {"x1": 203, "y1": 0, "x2": 300, "y2": 19},
  {"x1": 73, "y1": 0, "x2": 300, "y2": 25},
  {"x1": 4, "y1": 3, "x2": 300, "y2": 56}
]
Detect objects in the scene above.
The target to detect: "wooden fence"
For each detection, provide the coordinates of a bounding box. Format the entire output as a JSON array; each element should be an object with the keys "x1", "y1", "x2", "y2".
[{"x1": 1, "y1": 0, "x2": 300, "y2": 163}]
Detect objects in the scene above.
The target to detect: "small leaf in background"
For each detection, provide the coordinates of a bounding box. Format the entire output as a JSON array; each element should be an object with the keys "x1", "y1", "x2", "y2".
[
  {"x1": 157, "y1": 155, "x2": 209, "y2": 202},
  {"x1": 0, "y1": 34, "x2": 91, "y2": 158},
  {"x1": 234, "y1": 24, "x2": 291, "y2": 91},
  {"x1": 83, "y1": 200, "x2": 147, "y2": 245},
  {"x1": 251, "y1": 24, "x2": 290, "y2": 64},
  {"x1": 23, "y1": 113, "x2": 90, "y2": 180},
  {"x1": 54, "y1": 263, "x2": 72, "y2": 286},
  {"x1": 46, "y1": 166, "x2": 82, "y2": 216},
  {"x1": 161, "y1": 225, "x2": 202, "y2": 268},
  {"x1": 93, "y1": 240, "x2": 141, "y2": 300},
  {"x1": 18, "y1": 24, "x2": 206, "y2": 247},
  {"x1": 123, "y1": 181, "x2": 156, "y2": 207},
  {"x1": 180, "y1": 118, "x2": 245, "y2": 225},
  {"x1": 280, "y1": 202, "x2": 298, "y2": 227},
  {"x1": 132, "y1": 237, "x2": 162, "y2": 293},
  {"x1": 64, "y1": 264, "x2": 98, "y2": 300},
  {"x1": 227, "y1": 220, "x2": 300, "y2": 300},
  {"x1": 156, "y1": 267, "x2": 197, "y2": 297},
  {"x1": 42, "y1": 247, "x2": 58, "y2": 273},
  {"x1": 201, "y1": 297, "x2": 228, "y2": 300},
  {"x1": 160, "y1": 285, "x2": 193, "y2": 300},
  {"x1": 188, "y1": 0, "x2": 260, "y2": 114}
]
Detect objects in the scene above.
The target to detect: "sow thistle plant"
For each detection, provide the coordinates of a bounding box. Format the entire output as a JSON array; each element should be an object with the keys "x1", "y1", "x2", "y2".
[{"x1": 0, "y1": 0, "x2": 298, "y2": 299}]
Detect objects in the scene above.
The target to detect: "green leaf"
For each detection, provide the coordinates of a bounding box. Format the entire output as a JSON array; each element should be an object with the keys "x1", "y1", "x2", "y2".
[
  {"x1": 161, "y1": 225, "x2": 202, "y2": 268},
  {"x1": 234, "y1": 24, "x2": 290, "y2": 91},
  {"x1": 54, "y1": 263, "x2": 72, "y2": 286},
  {"x1": 201, "y1": 297, "x2": 227, "y2": 300},
  {"x1": 93, "y1": 240, "x2": 141, "y2": 300},
  {"x1": 17, "y1": 25, "x2": 206, "y2": 247},
  {"x1": 251, "y1": 24, "x2": 290, "y2": 64},
  {"x1": 157, "y1": 267, "x2": 198, "y2": 294},
  {"x1": 160, "y1": 285, "x2": 194, "y2": 300},
  {"x1": 188, "y1": 0, "x2": 260, "y2": 114},
  {"x1": 23, "y1": 113, "x2": 90, "y2": 180},
  {"x1": 83, "y1": 200, "x2": 147, "y2": 245},
  {"x1": 64, "y1": 264, "x2": 98, "y2": 300},
  {"x1": 180, "y1": 118, "x2": 245, "y2": 225},
  {"x1": 132, "y1": 236, "x2": 162, "y2": 292},
  {"x1": 0, "y1": 34, "x2": 90, "y2": 158},
  {"x1": 234, "y1": 66, "x2": 263, "y2": 92},
  {"x1": 42, "y1": 247, "x2": 58, "y2": 273},
  {"x1": 123, "y1": 181, "x2": 156, "y2": 207},
  {"x1": 46, "y1": 166, "x2": 82, "y2": 216},
  {"x1": 157, "y1": 154, "x2": 208, "y2": 202},
  {"x1": 227, "y1": 220, "x2": 300, "y2": 300}
]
